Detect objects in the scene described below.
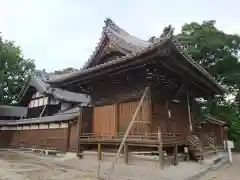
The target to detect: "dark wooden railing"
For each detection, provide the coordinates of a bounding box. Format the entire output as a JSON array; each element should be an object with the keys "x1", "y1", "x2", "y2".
[
  {"x1": 189, "y1": 133, "x2": 216, "y2": 149},
  {"x1": 79, "y1": 132, "x2": 188, "y2": 145}
]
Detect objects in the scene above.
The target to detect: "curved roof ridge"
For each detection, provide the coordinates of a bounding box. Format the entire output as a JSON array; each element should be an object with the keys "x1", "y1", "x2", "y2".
[{"x1": 82, "y1": 18, "x2": 151, "y2": 69}]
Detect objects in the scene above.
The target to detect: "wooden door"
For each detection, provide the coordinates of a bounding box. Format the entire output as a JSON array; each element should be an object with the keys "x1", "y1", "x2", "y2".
[
  {"x1": 119, "y1": 101, "x2": 151, "y2": 135},
  {"x1": 93, "y1": 104, "x2": 117, "y2": 136}
]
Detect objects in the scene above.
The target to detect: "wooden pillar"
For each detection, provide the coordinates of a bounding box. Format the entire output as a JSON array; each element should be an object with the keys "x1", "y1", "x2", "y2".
[
  {"x1": 173, "y1": 144, "x2": 178, "y2": 165},
  {"x1": 158, "y1": 127, "x2": 164, "y2": 169},
  {"x1": 65, "y1": 122, "x2": 71, "y2": 153},
  {"x1": 76, "y1": 107, "x2": 83, "y2": 158},
  {"x1": 187, "y1": 93, "x2": 193, "y2": 132},
  {"x1": 124, "y1": 143, "x2": 128, "y2": 164},
  {"x1": 98, "y1": 142, "x2": 102, "y2": 161},
  {"x1": 115, "y1": 103, "x2": 119, "y2": 137},
  {"x1": 184, "y1": 147, "x2": 190, "y2": 161},
  {"x1": 220, "y1": 126, "x2": 224, "y2": 147}
]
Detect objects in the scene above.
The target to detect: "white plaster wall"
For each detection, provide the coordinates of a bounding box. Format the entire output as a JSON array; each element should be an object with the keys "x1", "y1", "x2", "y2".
[
  {"x1": 9, "y1": 126, "x2": 17, "y2": 130},
  {"x1": 0, "y1": 126, "x2": 19, "y2": 130},
  {"x1": 17, "y1": 126, "x2": 22, "y2": 130},
  {"x1": 22, "y1": 125, "x2": 30, "y2": 130},
  {"x1": 39, "y1": 124, "x2": 48, "y2": 129},
  {"x1": 30, "y1": 125, "x2": 39, "y2": 130},
  {"x1": 49, "y1": 123, "x2": 59, "y2": 129},
  {"x1": 1, "y1": 126, "x2": 8, "y2": 130}
]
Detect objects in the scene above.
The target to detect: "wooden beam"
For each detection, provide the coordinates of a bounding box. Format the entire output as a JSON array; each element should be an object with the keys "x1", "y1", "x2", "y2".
[
  {"x1": 65, "y1": 121, "x2": 71, "y2": 153},
  {"x1": 39, "y1": 104, "x2": 47, "y2": 118},
  {"x1": 187, "y1": 93, "x2": 193, "y2": 132},
  {"x1": 76, "y1": 107, "x2": 83, "y2": 158},
  {"x1": 106, "y1": 86, "x2": 150, "y2": 180},
  {"x1": 98, "y1": 142, "x2": 102, "y2": 161},
  {"x1": 124, "y1": 143, "x2": 128, "y2": 164},
  {"x1": 173, "y1": 144, "x2": 178, "y2": 165},
  {"x1": 115, "y1": 103, "x2": 119, "y2": 136},
  {"x1": 220, "y1": 126, "x2": 224, "y2": 146},
  {"x1": 158, "y1": 127, "x2": 164, "y2": 169}
]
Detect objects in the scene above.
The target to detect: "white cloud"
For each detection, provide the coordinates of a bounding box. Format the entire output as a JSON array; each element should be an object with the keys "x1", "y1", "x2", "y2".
[{"x1": 0, "y1": 0, "x2": 239, "y2": 72}]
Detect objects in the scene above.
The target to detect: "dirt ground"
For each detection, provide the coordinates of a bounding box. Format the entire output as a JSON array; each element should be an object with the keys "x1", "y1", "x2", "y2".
[
  {"x1": 0, "y1": 150, "x2": 100, "y2": 180},
  {"x1": 0, "y1": 150, "x2": 238, "y2": 180},
  {"x1": 199, "y1": 153, "x2": 240, "y2": 180}
]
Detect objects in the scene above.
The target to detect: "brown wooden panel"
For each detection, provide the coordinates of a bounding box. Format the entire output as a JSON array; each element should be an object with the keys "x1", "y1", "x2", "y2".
[
  {"x1": 93, "y1": 104, "x2": 116, "y2": 136},
  {"x1": 151, "y1": 100, "x2": 190, "y2": 134},
  {"x1": 69, "y1": 123, "x2": 77, "y2": 152},
  {"x1": 0, "y1": 128, "x2": 68, "y2": 152},
  {"x1": 170, "y1": 101, "x2": 189, "y2": 133},
  {"x1": 119, "y1": 100, "x2": 151, "y2": 134},
  {"x1": 152, "y1": 102, "x2": 168, "y2": 133}
]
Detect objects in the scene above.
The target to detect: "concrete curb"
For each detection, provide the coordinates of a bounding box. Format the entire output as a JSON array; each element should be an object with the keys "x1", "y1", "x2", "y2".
[
  {"x1": 185, "y1": 155, "x2": 229, "y2": 180},
  {"x1": 19, "y1": 147, "x2": 58, "y2": 156}
]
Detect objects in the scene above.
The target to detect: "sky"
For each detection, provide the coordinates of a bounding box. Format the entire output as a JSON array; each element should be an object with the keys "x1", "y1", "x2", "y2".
[{"x1": 0, "y1": 0, "x2": 239, "y2": 72}]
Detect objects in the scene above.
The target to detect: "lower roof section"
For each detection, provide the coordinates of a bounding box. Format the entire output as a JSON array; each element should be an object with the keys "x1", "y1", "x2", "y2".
[
  {"x1": 0, "y1": 105, "x2": 27, "y2": 117},
  {"x1": 0, "y1": 112, "x2": 79, "y2": 126}
]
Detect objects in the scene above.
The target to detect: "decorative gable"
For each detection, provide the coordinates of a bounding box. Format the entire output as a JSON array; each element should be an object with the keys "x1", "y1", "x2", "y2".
[{"x1": 82, "y1": 18, "x2": 151, "y2": 69}]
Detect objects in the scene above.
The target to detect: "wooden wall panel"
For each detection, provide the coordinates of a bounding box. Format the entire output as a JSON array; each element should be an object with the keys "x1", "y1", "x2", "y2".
[
  {"x1": 152, "y1": 100, "x2": 190, "y2": 133},
  {"x1": 170, "y1": 102, "x2": 189, "y2": 133},
  {"x1": 0, "y1": 129, "x2": 68, "y2": 152},
  {"x1": 152, "y1": 102, "x2": 168, "y2": 133},
  {"x1": 69, "y1": 123, "x2": 77, "y2": 152},
  {"x1": 93, "y1": 104, "x2": 116, "y2": 136},
  {"x1": 201, "y1": 123, "x2": 225, "y2": 146},
  {"x1": 119, "y1": 101, "x2": 151, "y2": 134}
]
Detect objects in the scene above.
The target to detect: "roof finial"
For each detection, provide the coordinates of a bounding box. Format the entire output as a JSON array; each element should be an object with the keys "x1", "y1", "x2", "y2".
[
  {"x1": 160, "y1": 25, "x2": 174, "y2": 38},
  {"x1": 104, "y1": 17, "x2": 113, "y2": 26},
  {"x1": 104, "y1": 17, "x2": 120, "y2": 32},
  {"x1": 148, "y1": 36, "x2": 157, "y2": 43}
]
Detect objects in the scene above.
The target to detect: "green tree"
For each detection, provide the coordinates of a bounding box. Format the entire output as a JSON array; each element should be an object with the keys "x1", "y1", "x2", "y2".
[
  {"x1": 177, "y1": 20, "x2": 240, "y2": 94},
  {"x1": 176, "y1": 20, "x2": 240, "y2": 142},
  {"x1": 0, "y1": 35, "x2": 35, "y2": 104}
]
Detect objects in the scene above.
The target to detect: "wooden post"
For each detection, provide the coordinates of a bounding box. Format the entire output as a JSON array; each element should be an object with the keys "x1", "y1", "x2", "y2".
[
  {"x1": 187, "y1": 93, "x2": 193, "y2": 132},
  {"x1": 65, "y1": 122, "x2": 71, "y2": 153},
  {"x1": 184, "y1": 147, "x2": 190, "y2": 161},
  {"x1": 124, "y1": 143, "x2": 128, "y2": 164},
  {"x1": 76, "y1": 107, "x2": 83, "y2": 158},
  {"x1": 98, "y1": 142, "x2": 102, "y2": 161},
  {"x1": 158, "y1": 127, "x2": 164, "y2": 169},
  {"x1": 173, "y1": 144, "x2": 178, "y2": 165},
  {"x1": 220, "y1": 126, "x2": 224, "y2": 147}
]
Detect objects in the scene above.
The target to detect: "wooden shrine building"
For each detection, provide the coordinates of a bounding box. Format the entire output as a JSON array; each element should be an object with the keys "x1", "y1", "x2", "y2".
[
  {"x1": 47, "y1": 19, "x2": 227, "y2": 163},
  {"x1": 17, "y1": 70, "x2": 90, "y2": 118},
  {"x1": 0, "y1": 71, "x2": 91, "y2": 152}
]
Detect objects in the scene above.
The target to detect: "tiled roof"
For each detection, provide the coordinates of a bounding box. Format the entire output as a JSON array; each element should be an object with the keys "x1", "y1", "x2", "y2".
[
  {"x1": 0, "y1": 105, "x2": 27, "y2": 117},
  {"x1": 82, "y1": 18, "x2": 151, "y2": 69},
  {"x1": 0, "y1": 112, "x2": 79, "y2": 125},
  {"x1": 47, "y1": 19, "x2": 226, "y2": 95},
  {"x1": 201, "y1": 114, "x2": 227, "y2": 125},
  {"x1": 17, "y1": 71, "x2": 90, "y2": 104}
]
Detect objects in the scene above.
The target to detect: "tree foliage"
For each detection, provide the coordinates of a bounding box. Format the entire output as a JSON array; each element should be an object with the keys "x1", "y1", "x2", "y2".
[
  {"x1": 0, "y1": 35, "x2": 35, "y2": 104},
  {"x1": 177, "y1": 20, "x2": 240, "y2": 93},
  {"x1": 177, "y1": 20, "x2": 240, "y2": 143}
]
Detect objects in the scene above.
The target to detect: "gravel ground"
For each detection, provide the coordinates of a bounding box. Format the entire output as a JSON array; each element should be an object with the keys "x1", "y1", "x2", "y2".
[
  {"x1": 0, "y1": 151, "x2": 100, "y2": 180},
  {"x1": 0, "y1": 150, "x2": 235, "y2": 180},
  {"x1": 199, "y1": 153, "x2": 240, "y2": 180}
]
